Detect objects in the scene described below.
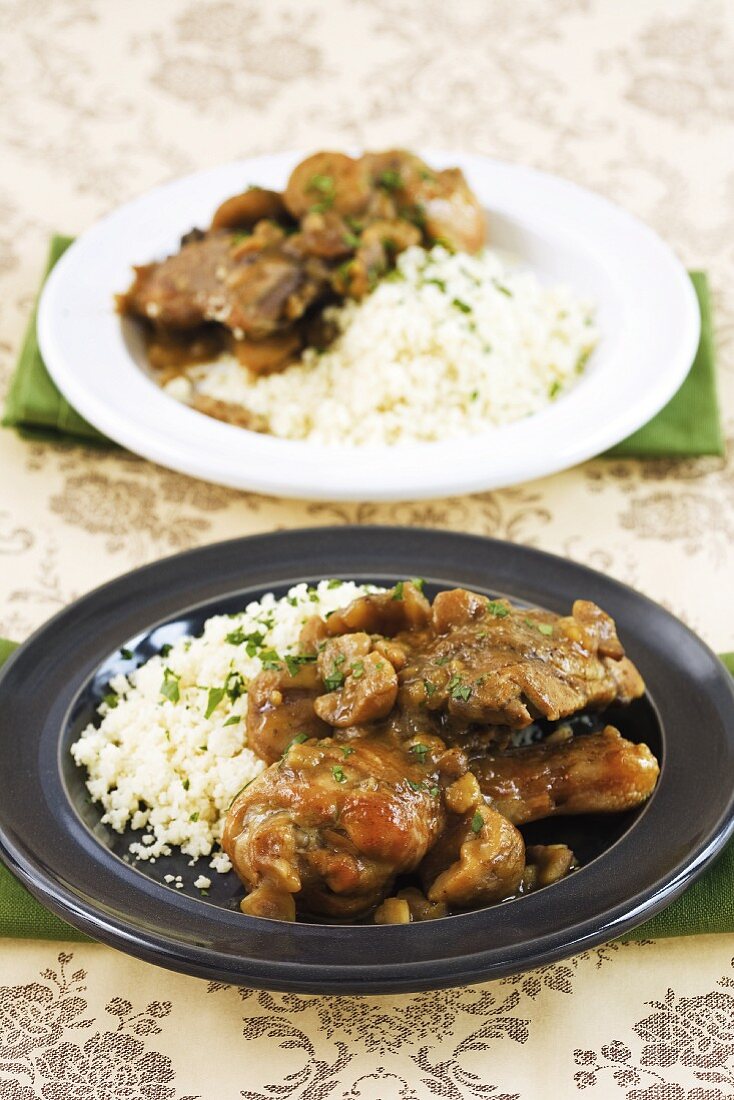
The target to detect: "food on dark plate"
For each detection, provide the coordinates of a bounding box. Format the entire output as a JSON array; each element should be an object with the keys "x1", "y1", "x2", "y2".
[
  {"x1": 222, "y1": 583, "x2": 658, "y2": 923},
  {"x1": 118, "y1": 149, "x2": 486, "y2": 377}
]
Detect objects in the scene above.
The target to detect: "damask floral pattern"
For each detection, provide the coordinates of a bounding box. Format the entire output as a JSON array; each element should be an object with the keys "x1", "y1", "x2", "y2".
[{"x1": 1, "y1": 0, "x2": 733, "y2": 1096}]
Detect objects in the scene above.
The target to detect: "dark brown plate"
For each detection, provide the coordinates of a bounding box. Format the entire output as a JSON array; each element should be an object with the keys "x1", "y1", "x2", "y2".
[{"x1": 0, "y1": 527, "x2": 732, "y2": 993}]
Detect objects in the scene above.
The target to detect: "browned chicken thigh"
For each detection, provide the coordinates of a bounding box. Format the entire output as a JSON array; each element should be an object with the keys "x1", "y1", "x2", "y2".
[{"x1": 222, "y1": 730, "x2": 449, "y2": 921}]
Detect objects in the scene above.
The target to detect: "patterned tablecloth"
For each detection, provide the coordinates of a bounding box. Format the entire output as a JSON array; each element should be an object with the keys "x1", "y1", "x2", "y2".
[{"x1": 1, "y1": 2, "x2": 733, "y2": 1097}]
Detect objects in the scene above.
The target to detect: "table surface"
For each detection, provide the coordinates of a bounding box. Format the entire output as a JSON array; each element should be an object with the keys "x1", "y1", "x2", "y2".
[{"x1": 1, "y1": 2, "x2": 733, "y2": 1097}]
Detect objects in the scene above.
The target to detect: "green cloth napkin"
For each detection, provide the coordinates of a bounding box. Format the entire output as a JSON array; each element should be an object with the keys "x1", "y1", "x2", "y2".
[
  {"x1": 0, "y1": 639, "x2": 732, "y2": 943},
  {"x1": 1, "y1": 238, "x2": 725, "y2": 459}
]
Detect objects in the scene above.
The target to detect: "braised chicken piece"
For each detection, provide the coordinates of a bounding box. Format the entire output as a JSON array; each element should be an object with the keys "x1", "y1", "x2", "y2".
[
  {"x1": 399, "y1": 591, "x2": 645, "y2": 729},
  {"x1": 471, "y1": 726, "x2": 659, "y2": 825},
  {"x1": 120, "y1": 230, "x2": 329, "y2": 342},
  {"x1": 224, "y1": 582, "x2": 655, "y2": 923},
  {"x1": 222, "y1": 730, "x2": 450, "y2": 920},
  {"x1": 120, "y1": 149, "x2": 488, "y2": 381},
  {"x1": 246, "y1": 661, "x2": 330, "y2": 765}
]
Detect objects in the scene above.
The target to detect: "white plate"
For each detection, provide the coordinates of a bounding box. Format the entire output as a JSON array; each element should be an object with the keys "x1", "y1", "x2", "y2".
[{"x1": 38, "y1": 151, "x2": 700, "y2": 502}]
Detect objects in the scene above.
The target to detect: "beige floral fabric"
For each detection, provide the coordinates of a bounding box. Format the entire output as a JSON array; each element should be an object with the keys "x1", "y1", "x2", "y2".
[{"x1": 0, "y1": 0, "x2": 733, "y2": 1096}]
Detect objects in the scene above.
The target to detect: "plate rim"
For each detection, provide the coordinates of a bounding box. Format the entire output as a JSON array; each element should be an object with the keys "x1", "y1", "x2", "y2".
[
  {"x1": 0, "y1": 526, "x2": 733, "y2": 994},
  {"x1": 36, "y1": 150, "x2": 701, "y2": 501}
]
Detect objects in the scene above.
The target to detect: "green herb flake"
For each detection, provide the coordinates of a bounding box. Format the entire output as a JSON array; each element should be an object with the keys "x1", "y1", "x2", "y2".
[
  {"x1": 538, "y1": 623, "x2": 554, "y2": 636},
  {"x1": 190, "y1": 812, "x2": 199, "y2": 823},
  {"x1": 487, "y1": 600, "x2": 509, "y2": 618},
  {"x1": 223, "y1": 715, "x2": 241, "y2": 727},
  {"x1": 204, "y1": 687, "x2": 225, "y2": 719},
  {"x1": 284, "y1": 732, "x2": 309, "y2": 756},
  {"x1": 327, "y1": 578, "x2": 343, "y2": 589},
  {"x1": 332, "y1": 765, "x2": 347, "y2": 783},
  {"x1": 470, "y1": 390, "x2": 479, "y2": 402},
  {"x1": 471, "y1": 811, "x2": 484, "y2": 834},
  {"x1": 391, "y1": 581, "x2": 405, "y2": 601},
  {"x1": 341, "y1": 745, "x2": 355, "y2": 758},
  {"x1": 410, "y1": 743, "x2": 429, "y2": 763},
  {"x1": 351, "y1": 660, "x2": 365, "y2": 680},
  {"x1": 284, "y1": 653, "x2": 317, "y2": 677},
  {"x1": 225, "y1": 671, "x2": 246, "y2": 701},
  {"x1": 495, "y1": 283, "x2": 513, "y2": 297},
  {"x1": 448, "y1": 675, "x2": 472, "y2": 703},
  {"x1": 548, "y1": 380, "x2": 562, "y2": 399},
  {"x1": 452, "y1": 297, "x2": 472, "y2": 314},
  {"x1": 430, "y1": 786, "x2": 440, "y2": 797},
  {"x1": 323, "y1": 667, "x2": 345, "y2": 691},
  {"x1": 182, "y1": 778, "x2": 190, "y2": 791},
  {"x1": 228, "y1": 778, "x2": 254, "y2": 809},
  {"x1": 159, "y1": 643, "x2": 173, "y2": 658},
  {"x1": 410, "y1": 577, "x2": 426, "y2": 593},
  {"x1": 308, "y1": 174, "x2": 335, "y2": 202},
  {"x1": 119, "y1": 647, "x2": 133, "y2": 660},
  {"x1": 160, "y1": 668, "x2": 181, "y2": 704},
  {"x1": 342, "y1": 232, "x2": 360, "y2": 249},
  {"x1": 434, "y1": 655, "x2": 450, "y2": 667},
  {"x1": 103, "y1": 692, "x2": 119, "y2": 709},
  {"x1": 424, "y1": 276, "x2": 447, "y2": 293},
  {"x1": 406, "y1": 779, "x2": 423, "y2": 792},
  {"x1": 423, "y1": 679, "x2": 437, "y2": 698},
  {"x1": 259, "y1": 649, "x2": 282, "y2": 671},
  {"x1": 378, "y1": 168, "x2": 402, "y2": 191}
]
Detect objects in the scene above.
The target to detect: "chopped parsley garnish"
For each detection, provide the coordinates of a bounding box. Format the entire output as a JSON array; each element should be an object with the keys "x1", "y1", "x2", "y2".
[
  {"x1": 119, "y1": 647, "x2": 133, "y2": 660},
  {"x1": 410, "y1": 743, "x2": 429, "y2": 762},
  {"x1": 495, "y1": 283, "x2": 513, "y2": 297},
  {"x1": 406, "y1": 779, "x2": 423, "y2": 792},
  {"x1": 487, "y1": 600, "x2": 509, "y2": 618},
  {"x1": 332, "y1": 765, "x2": 347, "y2": 783},
  {"x1": 223, "y1": 715, "x2": 240, "y2": 726},
  {"x1": 424, "y1": 277, "x2": 446, "y2": 292},
  {"x1": 434, "y1": 655, "x2": 450, "y2": 666},
  {"x1": 327, "y1": 578, "x2": 343, "y2": 589},
  {"x1": 284, "y1": 653, "x2": 317, "y2": 677},
  {"x1": 224, "y1": 670, "x2": 245, "y2": 700},
  {"x1": 323, "y1": 667, "x2": 345, "y2": 691},
  {"x1": 378, "y1": 168, "x2": 402, "y2": 191},
  {"x1": 159, "y1": 643, "x2": 173, "y2": 658},
  {"x1": 471, "y1": 811, "x2": 484, "y2": 834},
  {"x1": 307, "y1": 174, "x2": 335, "y2": 209},
  {"x1": 160, "y1": 668, "x2": 180, "y2": 704},
  {"x1": 423, "y1": 679, "x2": 437, "y2": 698},
  {"x1": 548, "y1": 380, "x2": 562, "y2": 399},
  {"x1": 430, "y1": 786, "x2": 440, "y2": 797},
  {"x1": 350, "y1": 660, "x2": 365, "y2": 680},
  {"x1": 190, "y1": 812, "x2": 199, "y2": 823},
  {"x1": 342, "y1": 231, "x2": 360, "y2": 249},
  {"x1": 448, "y1": 675, "x2": 472, "y2": 703},
  {"x1": 411, "y1": 577, "x2": 425, "y2": 592},
  {"x1": 283, "y1": 732, "x2": 309, "y2": 756},
  {"x1": 259, "y1": 649, "x2": 282, "y2": 671},
  {"x1": 452, "y1": 297, "x2": 472, "y2": 313},
  {"x1": 341, "y1": 745, "x2": 355, "y2": 758},
  {"x1": 226, "y1": 627, "x2": 264, "y2": 649},
  {"x1": 204, "y1": 687, "x2": 225, "y2": 719},
  {"x1": 391, "y1": 581, "x2": 405, "y2": 601},
  {"x1": 103, "y1": 692, "x2": 119, "y2": 709},
  {"x1": 182, "y1": 778, "x2": 190, "y2": 791},
  {"x1": 538, "y1": 623, "x2": 554, "y2": 636},
  {"x1": 470, "y1": 390, "x2": 479, "y2": 402}
]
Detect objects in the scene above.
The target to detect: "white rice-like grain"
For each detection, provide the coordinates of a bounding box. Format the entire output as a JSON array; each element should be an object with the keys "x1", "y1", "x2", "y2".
[
  {"x1": 71, "y1": 580, "x2": 379, "y2": 873},
  {"x1": 169, "y1": 245, "x2": 598, "y2": 445}
]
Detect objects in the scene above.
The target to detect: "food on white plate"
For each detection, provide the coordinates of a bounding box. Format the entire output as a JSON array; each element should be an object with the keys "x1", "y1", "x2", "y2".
[
  {"x1": 72, "y1": 579, "x2": 658, "y2": 923},
  {"x1": 118, "y1": 149, "x2": 597, "y2": 444}
]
